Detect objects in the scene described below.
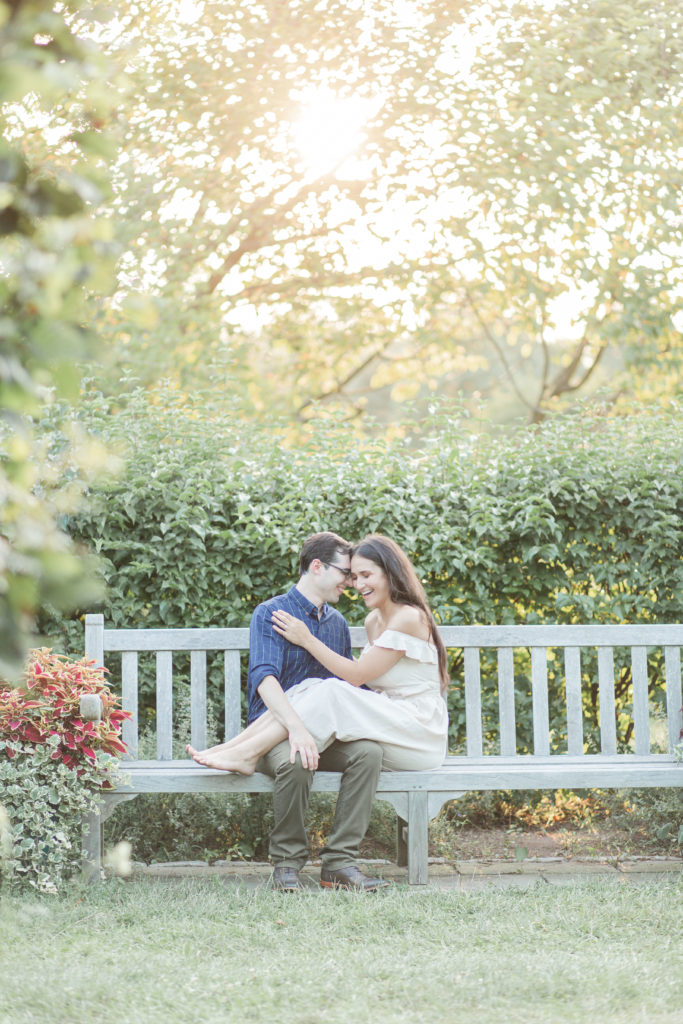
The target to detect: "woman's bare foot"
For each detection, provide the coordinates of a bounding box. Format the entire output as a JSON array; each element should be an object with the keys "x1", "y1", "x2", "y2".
[
  {"x1": 186, "y1": 740, "x2": 232, "y2": 758},
  {"x1": 186, "y1": 743, "x2": 258, "y2": 775}
]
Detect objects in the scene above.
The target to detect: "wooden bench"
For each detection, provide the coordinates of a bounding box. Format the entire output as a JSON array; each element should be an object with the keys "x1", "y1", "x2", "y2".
[{"x1": 82, "y1": 615, "x2": 683, "y2": 885}]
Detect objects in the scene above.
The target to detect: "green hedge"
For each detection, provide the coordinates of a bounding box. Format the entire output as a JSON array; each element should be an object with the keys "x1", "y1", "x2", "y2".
[{"x1": 41, "y1": 389, "x2": 682, "y2": 754}]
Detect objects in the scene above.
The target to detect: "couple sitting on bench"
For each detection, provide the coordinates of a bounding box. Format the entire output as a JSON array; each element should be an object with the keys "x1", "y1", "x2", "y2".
[{"x1": 187, "y1": 532, "x2": 449, "y2": 892}]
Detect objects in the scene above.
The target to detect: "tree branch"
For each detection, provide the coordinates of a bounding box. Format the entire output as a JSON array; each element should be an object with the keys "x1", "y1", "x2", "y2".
[
  {"x1": 295, "y1": 337, "x2": 397, "y2": 418},
  {"x1": 535, "y1": 298, "x2": 551, "y2": 414},
  {"x1": 463, "y1": 286, "x2": 537, "y2": 413},
  {"x1": 201, "y1": 170, "x2": 369, "y2": 298}
]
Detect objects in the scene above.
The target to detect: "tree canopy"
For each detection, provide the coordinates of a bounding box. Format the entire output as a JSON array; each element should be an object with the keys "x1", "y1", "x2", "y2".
[{"x1": 74, "y1": 0, "x2": 683, "y2": 424}]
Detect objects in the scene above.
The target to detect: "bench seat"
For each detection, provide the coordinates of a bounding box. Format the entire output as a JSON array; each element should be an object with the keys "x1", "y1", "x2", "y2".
[{"x1": 115, "y1": 754, "x2": 683, "y2": 795}]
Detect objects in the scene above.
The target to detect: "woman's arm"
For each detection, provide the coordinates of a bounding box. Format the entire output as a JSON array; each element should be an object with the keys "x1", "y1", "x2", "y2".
[{"x1": 270, "y1": 611, "x2": 404, "y2": 686}]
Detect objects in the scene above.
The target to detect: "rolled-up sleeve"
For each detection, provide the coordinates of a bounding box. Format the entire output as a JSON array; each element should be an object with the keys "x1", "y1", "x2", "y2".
[{"x1": 247, "y1": 603, "x2": 283, "y2": 698}]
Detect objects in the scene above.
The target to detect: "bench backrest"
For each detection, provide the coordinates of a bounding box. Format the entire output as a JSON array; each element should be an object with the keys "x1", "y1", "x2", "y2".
[{"x1": 84, "y1": 615, "x2": 683, "y2": 761}]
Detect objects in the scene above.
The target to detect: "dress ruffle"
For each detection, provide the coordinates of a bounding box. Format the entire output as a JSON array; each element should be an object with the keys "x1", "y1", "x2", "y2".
[{"x1": 372, "y1": 628, "x2": 437, "y2": 664}]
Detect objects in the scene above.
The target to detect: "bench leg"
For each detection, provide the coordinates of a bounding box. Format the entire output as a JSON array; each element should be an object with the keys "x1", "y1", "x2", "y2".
[
  {"x1": 396, "y1": 815, "x2": 408, "y2": 867},
  {"x1": 82, "y1": 807, "x2": 102, "y2": 883},
  {"x1": 379, "y1": 790, "x2": 465, "y2": 883},
  {"x1": 406, "y1": 791, "x2": 429, "y2": 886}
]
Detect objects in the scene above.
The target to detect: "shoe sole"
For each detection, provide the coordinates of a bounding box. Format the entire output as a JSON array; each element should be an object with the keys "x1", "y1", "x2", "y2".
[{"x1": 320, "y1": 880, "x2": 387, "y2": 891}]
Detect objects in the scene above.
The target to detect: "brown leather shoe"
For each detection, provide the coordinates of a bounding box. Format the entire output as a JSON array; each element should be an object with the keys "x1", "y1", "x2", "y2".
[
  {"x1": 320, "y1": 865, "x2": 391, "y2": 891},
  {"x1": 272, "y1": 866, "x2": 304, "y2": 891}
]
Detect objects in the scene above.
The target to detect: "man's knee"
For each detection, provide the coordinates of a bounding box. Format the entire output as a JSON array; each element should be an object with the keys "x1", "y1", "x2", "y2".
[
  {"x1": 275, "y1": 755, "x2": 314, "y2": 787},
  {"x1": 264, "y1": 742, "x2": 315, "y2": 788}
]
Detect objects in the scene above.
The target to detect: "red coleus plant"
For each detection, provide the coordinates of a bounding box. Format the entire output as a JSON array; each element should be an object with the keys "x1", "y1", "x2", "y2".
[{"x1": 0, "y1": 648, "x2": 131, "y2": 774}]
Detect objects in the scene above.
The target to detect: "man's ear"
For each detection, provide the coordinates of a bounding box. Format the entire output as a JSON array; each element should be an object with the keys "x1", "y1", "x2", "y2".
[{"x1": 310, "y1": 558, "x2": 325, "y2": 576}]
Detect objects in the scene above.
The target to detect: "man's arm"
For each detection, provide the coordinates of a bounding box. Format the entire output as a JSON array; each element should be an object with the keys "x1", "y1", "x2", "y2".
[{"x1": 257, "y1": 675, "x2": 320, "y2": 770}]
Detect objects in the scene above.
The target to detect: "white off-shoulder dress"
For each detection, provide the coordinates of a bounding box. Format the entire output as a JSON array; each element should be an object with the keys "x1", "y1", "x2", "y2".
[{"x1": 286, "y1": 629, "x2": 448, "y2": 770}]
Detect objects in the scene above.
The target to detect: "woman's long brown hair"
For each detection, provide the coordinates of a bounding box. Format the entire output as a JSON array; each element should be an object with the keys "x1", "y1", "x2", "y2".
[{"x1": 351, "y1": 535, "x2": 450, "y2": 694}]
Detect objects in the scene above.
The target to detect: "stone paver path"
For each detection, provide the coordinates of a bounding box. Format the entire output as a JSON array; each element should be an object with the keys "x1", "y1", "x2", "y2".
[{"x1": 133, "y1": 856, "x2": 683, "y2": 891}]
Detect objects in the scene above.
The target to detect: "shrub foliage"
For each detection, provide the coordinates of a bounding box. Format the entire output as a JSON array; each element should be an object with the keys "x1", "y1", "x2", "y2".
[
  {"x1": 43, "y1": 389, "x2": 682, "y2": 755},
  {"x1": 0, "y1": 650, "x2": 128, "y2": 892}
]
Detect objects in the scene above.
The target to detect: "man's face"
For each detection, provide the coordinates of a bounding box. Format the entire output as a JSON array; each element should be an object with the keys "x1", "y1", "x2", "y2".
[{"x1": 318, "y1": 549, "x2": 352, "y2": 604}]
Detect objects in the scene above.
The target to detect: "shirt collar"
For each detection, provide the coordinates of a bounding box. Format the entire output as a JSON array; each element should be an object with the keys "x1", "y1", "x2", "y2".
[{"x1": 290, "y1": 585, "x2": 328, "y2": 621}]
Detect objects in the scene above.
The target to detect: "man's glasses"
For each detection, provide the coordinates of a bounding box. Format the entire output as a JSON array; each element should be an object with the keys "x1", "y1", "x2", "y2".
[{"x1": 324, "y1": 562, "x2": 353, "y2": 580}]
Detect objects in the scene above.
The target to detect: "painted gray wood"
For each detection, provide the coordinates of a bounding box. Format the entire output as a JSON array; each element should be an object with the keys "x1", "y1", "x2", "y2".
[
  {"x1": 98, "y1": 621, "x2": 683, "y2": 653},
  {"x1": 597, "y1": 647, "x2": 617, "y2": 755},
  {"x1": 564, "y1": 646, "x2": 583, "y2": 756},
  {"x1": 81, "y1": 809, "x2": 102, "y2": 883},
  {"x1": 224, "y1": 651, "x2": 241, "y2": 739},
  {"x1": 156, "y1": 652, "x2": 173, "y2": 760},
  {"x1": 377, "y1": 792, "x2": 409, "y2": 822},
  {"x1": 83, "y1": 616, "x2": 683, "y2": 887},
  {"x1": 665, "y1": 646, "x2": 682, "y2": 754},
  {"x1": 406, "y1": 790, "x2": 429, "y2": 885},
  {"x1": 98, "y1": 793, "x2": 137, "y2": 822},
  {"x1": 427, "y1": 792, "x2": 463, "y2": 819},
  {"x1": 190, "y1": 651, "x2": 207, "y2": 751},
  {"x1": 464, "y1": 647, "x2": 483, "y2": 756},
  {"x1": 395, "y1": 813, "x2": 408, "y2": 867},
  {"x1": 437, "y1": 624, "x2": 683, "y2": 648},
  {"x1": 497, "y1": 648, "x2": 516, "y2": 756},
  {"x1": 111, "y1": 758, "x2": 683, "y2": 796},
  {"x1": 103, "y1": 626, "x2": 252, "y2": 652},
  {"x1": 84, "y1": 614, "x2": 104, "y2": 667},
  {"x1": 79, "y1": 694, "x2": 102, "y2": 722},
  {"x1": 376, "y1": 790, "x2": 409, "y2": 823},
  {"x1": 631, "y1": 646, "x2": 650, "y2": 756},
  {"x1": 531, "y1": 647, "x2": 550, "y2": 756},
  {"x1": 121, "y1": 651, "x2": 139, "y2": 759}
]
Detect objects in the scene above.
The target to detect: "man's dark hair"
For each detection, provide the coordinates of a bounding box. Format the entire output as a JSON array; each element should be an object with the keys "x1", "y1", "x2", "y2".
[{"x1": 299, "y1": 532, "x2": 351, "y2": 575}]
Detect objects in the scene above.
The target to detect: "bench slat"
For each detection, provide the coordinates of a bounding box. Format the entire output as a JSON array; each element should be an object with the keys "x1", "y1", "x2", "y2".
[
  {"x1": 564, "y1": 646, "x2": 583, "y2": 755},
  {"x1": 224, "y1": 651, "x2": 241, "y2": 739},
  {"x1": 531, "y1": 647, "x2": 550, "y2": 755},
  {"x1": 464, "y1": 647, "x2": 483, "y2": 756},
  {"x1": 121, "y1": 651, "x2": 139, "y2": 760},
  {"x1": 156, "y1": 652, "x2": 173, "y2": 760},
  {"x1": 497, "y1": 647, "x2": 516, "y2": 755},
  {"x1": 102, "y1": 626, "x2": 252, "y2": 651},
  {"x1": 85, "y1": 615, "x2": 104, "y2": 666},
  {"x1": 190, "y1": 651, "x2": 207, "y2": 751},
  {"x1": 665, "y1": 645, "x2": 682, "y2": 754},
  {"x1": 113, "y1": 756, "x2": 683, "y2": 796},
  {"x1": 598, "y1": 647, "x2": 617, "y2": 755},
  {"x1": 437, "y1": 623, "x2": 683, "y2": 647},
  {"x1": 631, "y1": 646, "x2": 650, "y2": 756},
  {"x1": 88, "y1": 617, "x2": 683, "y2": 654}
]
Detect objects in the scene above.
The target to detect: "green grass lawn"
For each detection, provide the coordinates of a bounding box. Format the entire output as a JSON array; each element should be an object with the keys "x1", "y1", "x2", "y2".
[{"x1": 1, "y1": 877, "x2": 681, "y2": 1024}]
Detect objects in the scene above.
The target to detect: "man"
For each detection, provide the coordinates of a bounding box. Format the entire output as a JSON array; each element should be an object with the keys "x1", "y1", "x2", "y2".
[{"x1": 247, "y1": 531, "x2": 389, "y2": 892}]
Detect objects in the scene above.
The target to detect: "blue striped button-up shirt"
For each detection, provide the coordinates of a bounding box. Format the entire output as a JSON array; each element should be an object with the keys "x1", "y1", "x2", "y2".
[{"x1": 246, "y1": 585, "x2": 352, "y2": 723}]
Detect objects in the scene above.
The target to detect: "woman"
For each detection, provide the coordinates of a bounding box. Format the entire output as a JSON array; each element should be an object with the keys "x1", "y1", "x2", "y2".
[{"x1": 187, "y1": 535, "x2": 449, "y2": 772}]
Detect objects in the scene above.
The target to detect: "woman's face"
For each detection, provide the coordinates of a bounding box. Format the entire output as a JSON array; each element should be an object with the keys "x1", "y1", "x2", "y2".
[{"x1": 351, "y1": 554, "x2": 389, "y2": 609}]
